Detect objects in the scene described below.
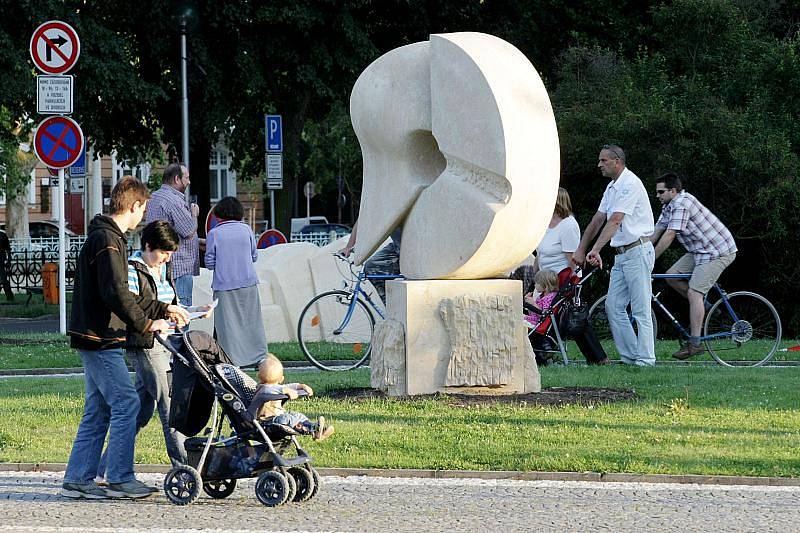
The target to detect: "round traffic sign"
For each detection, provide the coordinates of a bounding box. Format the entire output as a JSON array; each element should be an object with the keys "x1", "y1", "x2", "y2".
[
  {"x1": 257, "y1": 229, "x2": 288, "y2": 249},
  {"x1": 205, "y1": 209, "x2": 222, "y2": 235},
  {"x1": 33, "y1": 116, "x2": 84, "y2": 169},
  {"x1": 30, "y1": 21, "x2": 81, "y2": 75}
]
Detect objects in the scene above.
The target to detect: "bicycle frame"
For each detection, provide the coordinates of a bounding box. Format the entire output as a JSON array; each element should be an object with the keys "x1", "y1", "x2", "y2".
[
  {"x1": 650, "y1": 273, "x2": 739, "y2": 342},
  {"x1": 333, "y1": 267, "x2": 403, "y2": 334}
]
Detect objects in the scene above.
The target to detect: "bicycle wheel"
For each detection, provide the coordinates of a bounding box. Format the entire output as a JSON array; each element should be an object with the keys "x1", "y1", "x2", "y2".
[
  {"x1": 297, "y1": 290, "x2": 375, "y2": 371},
  {"x1": 704, "y1": 291, "x2": 781, "y2": 367},
  {"x1": 588, "y1": 295, "x2": 658, "y2": 359}
]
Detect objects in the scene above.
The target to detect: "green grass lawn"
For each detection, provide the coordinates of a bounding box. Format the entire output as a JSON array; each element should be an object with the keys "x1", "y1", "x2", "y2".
[
  {"x1": 0, "y1": 293, "x2": 72, "y2": 318},
  {"x1": 1, "y1": 365, "x2": 798, "y2": 477}
]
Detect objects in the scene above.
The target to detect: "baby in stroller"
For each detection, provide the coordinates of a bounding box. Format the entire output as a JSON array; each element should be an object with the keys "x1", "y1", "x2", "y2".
[
  {"x1": 249, "y1": 354, "x2": 335, "y2": 441},
  {"x1": 523, "y1": 269, "x2": 559, "y2": 329}
]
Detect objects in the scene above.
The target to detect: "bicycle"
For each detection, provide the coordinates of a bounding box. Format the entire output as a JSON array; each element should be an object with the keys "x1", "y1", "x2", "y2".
[
  {"x1": 296, "y1": 253, "x2": 404, "y2": 371},
  {"x1": 587, "y1": 273, "x2": 782, "y2": 367}
]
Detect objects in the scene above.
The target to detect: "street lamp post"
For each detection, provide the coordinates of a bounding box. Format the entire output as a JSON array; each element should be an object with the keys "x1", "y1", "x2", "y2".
[{"x1": 179, "y1": 14, "x2": 190, "y2": 169}]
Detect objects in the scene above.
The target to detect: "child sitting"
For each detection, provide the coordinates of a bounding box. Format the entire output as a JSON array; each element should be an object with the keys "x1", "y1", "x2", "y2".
[
  {"x1": 247, "y1": 354, "x2": 334, "y2": 441},
  {"x1": 523, "y1": 269, "x2": 559, "y2": 329}
]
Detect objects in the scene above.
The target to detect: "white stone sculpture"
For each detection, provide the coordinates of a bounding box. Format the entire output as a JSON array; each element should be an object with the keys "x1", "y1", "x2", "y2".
[{"x1": 351, "y1": 32, "x2": 559, "y2": 279}]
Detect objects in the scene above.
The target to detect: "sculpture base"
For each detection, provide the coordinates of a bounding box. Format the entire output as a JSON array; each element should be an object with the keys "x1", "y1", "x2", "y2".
[{"x1": 371, "y1": 279, "x2": 540, "y2": 397}]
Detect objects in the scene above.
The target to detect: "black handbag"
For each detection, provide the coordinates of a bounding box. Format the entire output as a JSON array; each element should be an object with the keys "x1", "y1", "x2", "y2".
[{"x1": 559, "y1": 300, "x2": 589, "y2": 336}]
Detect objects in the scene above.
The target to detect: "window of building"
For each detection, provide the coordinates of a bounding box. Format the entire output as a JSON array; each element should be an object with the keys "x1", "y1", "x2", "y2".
[
  {"x1": 210, "y1": 148, "x2": 236, "y2": 201},
  {"x1": 116, "y1": 162, "x2": 151, "y2": 183}
]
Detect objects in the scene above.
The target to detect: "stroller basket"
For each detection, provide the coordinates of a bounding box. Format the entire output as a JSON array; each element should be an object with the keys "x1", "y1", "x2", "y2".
[{"x1": 185, "y1": 437, "x2": 268, "y2": 480}]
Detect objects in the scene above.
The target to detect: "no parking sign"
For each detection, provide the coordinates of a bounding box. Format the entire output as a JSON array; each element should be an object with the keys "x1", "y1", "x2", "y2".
[
  {"x1": 33, "y1": 115, "x2": 84, "y2": 169},
  {"x1": 257, "y1": 229, "x2": 288, "y2": 249}
]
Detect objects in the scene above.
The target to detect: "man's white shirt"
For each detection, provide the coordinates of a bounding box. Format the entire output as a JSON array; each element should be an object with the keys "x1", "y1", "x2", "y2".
[{"x1": 598, "y1": 167, "x2": 655, "y2": 247}]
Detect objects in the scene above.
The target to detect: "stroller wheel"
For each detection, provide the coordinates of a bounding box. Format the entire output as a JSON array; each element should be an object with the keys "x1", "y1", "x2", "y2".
[
  {"x1": 255, "y1": 471, "x2": 289, "y2": 507},
  {"x1": 289, "y1": 466, "x2": 314, "y2": 502},
  {"x1": 284, "y1": 469, "x2": 297, "y2": 502},
  {"x1": 307, "y1": 466, "x2": 322, "y2": 501},
  {"x1": 203, "y1": 479, "x2": 236, "y2": 499},
  {"x1": 164, "y1": 465, "x2": 202, "y2": 506}
]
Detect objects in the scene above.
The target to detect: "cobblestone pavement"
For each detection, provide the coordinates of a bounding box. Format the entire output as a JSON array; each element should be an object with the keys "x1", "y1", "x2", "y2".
[{"x1": 1, "y1": 472, "x2": 799, "y2": 532}]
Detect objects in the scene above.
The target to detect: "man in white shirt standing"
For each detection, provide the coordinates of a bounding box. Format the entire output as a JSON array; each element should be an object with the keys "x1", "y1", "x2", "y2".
[{"x1": 574, "y1": 145, "x2": 656, "y2": 366}]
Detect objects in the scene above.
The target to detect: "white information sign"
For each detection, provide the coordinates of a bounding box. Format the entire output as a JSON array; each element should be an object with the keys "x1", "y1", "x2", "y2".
[
  {"x1": 37, "y1": 75, "x2": 73, "y2": 114},
  {"x1": 266, "y1": 153, "x2": 283, "y2": 190},
  {"x1": 69, "y1": 176, "x2": 84, "y2": 194}
]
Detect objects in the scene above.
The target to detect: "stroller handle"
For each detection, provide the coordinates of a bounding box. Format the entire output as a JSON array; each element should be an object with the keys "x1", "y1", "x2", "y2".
[{"x1": 155, "y1": 331, "x2": 192, "y2": 368}]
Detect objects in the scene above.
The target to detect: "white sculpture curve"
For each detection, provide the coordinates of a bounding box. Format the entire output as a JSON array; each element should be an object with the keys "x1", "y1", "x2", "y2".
[{"x1": 351, "y1": 32, "x2": 560, "y2": 280}]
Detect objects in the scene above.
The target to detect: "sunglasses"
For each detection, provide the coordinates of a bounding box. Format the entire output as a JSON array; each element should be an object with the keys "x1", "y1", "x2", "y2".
[
  {"x1": 602, "y1": 144, "x2": 624, "y2": 160},
  {"x1": 656, "y1": 189, "x2": 667, "y2": 195}
]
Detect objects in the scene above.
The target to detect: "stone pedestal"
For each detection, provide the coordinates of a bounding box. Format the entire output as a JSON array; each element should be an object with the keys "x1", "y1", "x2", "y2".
[{"x1": 371, "y1": 279, "x2": 540, "y2": 396}]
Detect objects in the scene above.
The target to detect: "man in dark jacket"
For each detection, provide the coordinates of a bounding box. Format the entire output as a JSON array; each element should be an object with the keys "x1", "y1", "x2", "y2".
[
  {"x1": 0, "y1": 230, "x2": 12, "y2": 301},
  {"x1": 61, "y1": 177, "x2": 189, "y2": 500}
]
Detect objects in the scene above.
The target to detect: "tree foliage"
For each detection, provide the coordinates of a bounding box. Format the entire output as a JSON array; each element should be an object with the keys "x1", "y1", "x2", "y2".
[
  {"x1": 552, "y1": 0, "x2": 800, "y2": 331},
  {"x1": 0, "y1": 0, "x2": 798, "y2": 330}
]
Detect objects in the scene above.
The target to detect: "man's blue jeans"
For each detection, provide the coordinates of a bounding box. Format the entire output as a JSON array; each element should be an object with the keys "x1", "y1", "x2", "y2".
[
  {"x1": 97, "y1": 344, "x2": 187, "y2": 477},
  {"x1": 174, "y1": 274, "x2": 193, "y2": 307},
  {"x1": 606, "y1": 241, "x2": 656, "y2": 366},
  {"x1": 63, "y1": 348, "x2": 139, "y2": 484}
]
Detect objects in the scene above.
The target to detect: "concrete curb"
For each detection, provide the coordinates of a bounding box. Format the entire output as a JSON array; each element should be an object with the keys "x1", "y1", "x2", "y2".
[
  {"x1": 0, "y1": 360, "x2": 352, "y2": 376},
  {"x1": 2, "y1": 463, "x2": 798, "y2": 487}
]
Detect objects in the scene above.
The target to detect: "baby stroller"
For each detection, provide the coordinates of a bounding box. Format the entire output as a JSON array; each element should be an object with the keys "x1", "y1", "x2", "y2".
[
  {"x1": 156, "y1": 330, "x2": 321, "y2": 507},
  {"x1": 526, "y1": 267, "x2": 603, "y2": 365}
]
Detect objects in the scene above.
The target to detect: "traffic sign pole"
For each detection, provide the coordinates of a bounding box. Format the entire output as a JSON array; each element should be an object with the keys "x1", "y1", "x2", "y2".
[
  {"x1": 30, "y1": 20, "x2": 82, "y2": 335},
  {"x1": 269, "y1": 191, "x2": 276, "y2": 229},
  {"x1": 58, "y1": 168, "x2": 66, "y2": 334}
]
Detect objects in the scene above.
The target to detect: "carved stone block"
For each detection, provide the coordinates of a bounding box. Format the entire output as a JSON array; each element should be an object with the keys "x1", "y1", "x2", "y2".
[
  {"x1": 379, "y1": 279, "x2": 540, "y2": 396},
  {"x1": 439, "y1": 294, "x2": 517, "y2": 386},
  {"x1": 370, "y1": 319, "x2": 407, "y2": 396}
]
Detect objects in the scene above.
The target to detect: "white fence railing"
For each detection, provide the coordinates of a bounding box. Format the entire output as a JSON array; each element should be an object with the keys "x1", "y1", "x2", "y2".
[
  {"x1": 9, "y1": 236, "x2": 87, "y2": 252},
  {"x1": 290, "y1": 231, "x2": 346, "y2": 247}
]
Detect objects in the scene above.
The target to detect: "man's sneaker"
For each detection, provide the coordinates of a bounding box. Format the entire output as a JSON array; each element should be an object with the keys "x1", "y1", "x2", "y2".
[
  {"x1": 94, "y1": 476, "x2": 108, "y2": 487},
  {"x1": 314, "y1": 416, "x2": 335, "y2": 442},
  {"x1": 105, "y1": 479, "x2": 158, "y2": 499},
  {"x1": 60, "y1": 481, "x2": 109, "y2": 500}
]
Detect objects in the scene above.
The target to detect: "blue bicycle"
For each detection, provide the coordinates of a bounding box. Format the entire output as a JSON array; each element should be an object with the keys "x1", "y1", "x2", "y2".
[
  {"x1": 588, "y1": 273, "x2": 782, "y2": 366},
  {"x1": 296, "y1": 253, "x2": 403, "y2": 371}
]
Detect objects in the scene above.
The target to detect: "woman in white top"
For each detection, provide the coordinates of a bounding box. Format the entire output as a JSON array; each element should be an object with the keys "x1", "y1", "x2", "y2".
[
  {"x1": 533, "y1": 187, "x2": 581, "y2": 275},
  {"x1": 515, "y1": 187, "x2": 609, "y2": 365}
]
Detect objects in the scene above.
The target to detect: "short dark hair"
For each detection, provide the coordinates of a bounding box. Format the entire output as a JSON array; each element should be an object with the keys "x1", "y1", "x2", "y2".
[
  {"x1": 657, "y1": 172, "x2": 683, "y2": 192},
  {"x1": 109, "y1": 176, "x2": 149, "y2": 215},
  {"x1": 140, "y1": 220, "x2": 180, "y2": 252},
  {"x1": 214, "y1": 196, "x2": 244, "y2": 220},
  {"x1": 602, "y1": 144, "x2": 626, "y2": 165},
  {"x1": 163, "y1": 163, "x2": 184, "y2": 184}
]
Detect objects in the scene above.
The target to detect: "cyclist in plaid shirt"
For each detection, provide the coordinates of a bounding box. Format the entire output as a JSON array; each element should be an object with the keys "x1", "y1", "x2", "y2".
[{"x1": 650, "y1": 172, "x2": 737, "y2": 359}]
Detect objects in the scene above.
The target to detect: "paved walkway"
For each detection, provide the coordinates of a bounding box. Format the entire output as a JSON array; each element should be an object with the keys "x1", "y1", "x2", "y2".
[{"x1": 1, "y1": 471, "x2": 799, "y2": 532}]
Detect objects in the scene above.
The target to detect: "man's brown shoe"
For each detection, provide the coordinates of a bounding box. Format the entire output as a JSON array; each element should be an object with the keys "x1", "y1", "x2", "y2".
[{"x1": 673, "y1": 344, "x2": 706, "y2": 360}]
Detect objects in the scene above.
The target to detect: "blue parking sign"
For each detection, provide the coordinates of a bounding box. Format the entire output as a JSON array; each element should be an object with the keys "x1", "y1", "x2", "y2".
[
  {"x1": 70, "y1": 147, "x2": 86, "y2": 176},
  {"x1": 265, "y1": 115, "x2": 283, "y2": 152}
]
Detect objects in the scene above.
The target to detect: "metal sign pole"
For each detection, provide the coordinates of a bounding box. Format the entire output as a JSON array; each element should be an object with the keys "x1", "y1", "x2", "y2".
[
  {"x1": 58, "y1": 168, "x2": 66, "y2": 334},
  {"x1": 180, "y1": 20, "x2": 190, "y2": 169},
  {"x1": 269, "y1": 190, "x2": 275, "y2": 229}
]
